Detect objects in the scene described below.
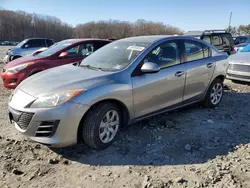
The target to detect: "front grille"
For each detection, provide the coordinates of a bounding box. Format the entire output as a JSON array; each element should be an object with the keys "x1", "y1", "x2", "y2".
[
  {"x1": 35, "y1": 120, "x2": 59, "y2": 137},
  {"x1": 17, "y1": 112, "x2": 34, "y2": 130},
  {"x1": 227, "y1": 73, "x2": 250, "y2": 80},
  {"x1": 228, "y1": 64, "x2": 250, "y2": 72}
]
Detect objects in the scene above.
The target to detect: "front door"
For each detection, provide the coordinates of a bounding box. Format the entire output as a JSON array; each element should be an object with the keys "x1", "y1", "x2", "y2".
[
  {"x1": 182, "y1": 40, "x2": 215, "y2": 101},
  {"x1": 51, "y1": 43, "x2": 89, "y2": 67},
  {"x1": 132, "y1": 40, "x2": 186, "y2": 118}
]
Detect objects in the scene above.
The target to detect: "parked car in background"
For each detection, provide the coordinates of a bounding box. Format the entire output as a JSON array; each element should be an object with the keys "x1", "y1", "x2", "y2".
[
  {"x1": 184, "y1": 30, "x2": 235, "y2": 55},
  {"x1": 233, "y1": 36, "x2": 250, "y2": 51},
  {"x1": 7, "y1": 36, "x2": 228, "y2": 148},
  {"x1": 4, "y1": 38, "x2": 54, "y2": 63},
  {"x1": 1, "y1": 39, "x2": 111, "y2": 89},
  {"x1": 227, "y1": 44, "x2": 250, "y2": 82},
  {"x1": 234, "y1": 42, "x2": 250, "y2": 52},
  {"x1": 1, "y1": 41, "x2": 11, "y2": 45},
  {"x1": 234, "y1": 36, "x2": 250, "y2": 45}
]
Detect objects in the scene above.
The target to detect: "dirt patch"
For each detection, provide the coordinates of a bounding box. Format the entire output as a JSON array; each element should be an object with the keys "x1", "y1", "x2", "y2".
[{"x1": 0, "y1": 47, "x2": 250, "y2": 188}]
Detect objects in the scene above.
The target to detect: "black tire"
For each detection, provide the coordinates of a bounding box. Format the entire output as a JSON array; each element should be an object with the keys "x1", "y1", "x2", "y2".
[
  {"x1": 203, "y1": 78, "x2": 224, "y2": 108},
  {"x1": 81, "y1": 102, "x2": 121, "y2": 149}
]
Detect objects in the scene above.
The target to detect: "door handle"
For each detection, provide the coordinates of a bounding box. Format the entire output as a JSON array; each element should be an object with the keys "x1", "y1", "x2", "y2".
[
  {"x1": 206, "y1": 63, "x2": 214, "y2": 68},
  {"x1": 175, "y1": 71, "x2": 185, "y2": 77}
]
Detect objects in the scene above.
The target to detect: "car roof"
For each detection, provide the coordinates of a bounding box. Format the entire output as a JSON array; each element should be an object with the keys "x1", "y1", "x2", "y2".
[
  {"x1": 59, "y1": 38, "x2": 111, "y2": 43},
  {"x1": 184, "y1": 31, "x2": 203, "y2": 37},
  {"x1": 118, "y1": 35, "x2": 207, "y2": 44},
  {"x1": 119, "y1": 35, "x2": 173, "y2": 43}
]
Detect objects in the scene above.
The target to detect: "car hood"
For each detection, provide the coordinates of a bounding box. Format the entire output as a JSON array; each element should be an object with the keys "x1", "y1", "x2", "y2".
[
  {"x1": 18, "y1": 64, "x2": 114, "y2": 97},
  {"x1": 229, "y1": 52, "x2": 250, "y2": 64},
  {"x1": 5, "y1": 56, "x2": 40, "y2": 69}
]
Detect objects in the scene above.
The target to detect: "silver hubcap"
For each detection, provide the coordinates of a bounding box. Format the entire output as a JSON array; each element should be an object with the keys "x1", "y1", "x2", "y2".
[
  {"x1": 210, "y1": 83, "x2": 223, "y2": 105},
  {"x1": 99, "y1": 110, "x2": 119, "y2": 143}
]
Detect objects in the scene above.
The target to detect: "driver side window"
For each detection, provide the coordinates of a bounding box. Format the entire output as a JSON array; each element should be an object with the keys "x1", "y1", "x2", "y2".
[
  {"x1": 66, "y1": 45, "x2": 82, "y2": 57},
  {"x1": 144, "y1": 41, "x2": 180, "y2": 69}
]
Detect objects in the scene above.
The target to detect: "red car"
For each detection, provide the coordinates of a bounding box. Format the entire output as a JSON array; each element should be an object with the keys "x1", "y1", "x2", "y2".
[{"x1": 1, "y1": 39, "x2": 111, "y2": 89}]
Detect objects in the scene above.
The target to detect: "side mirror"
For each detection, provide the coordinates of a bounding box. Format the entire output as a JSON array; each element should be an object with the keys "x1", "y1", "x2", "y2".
[
  {"x1": 24, "y1": 44, "x2": 29, "y2": 48},
  {"x1": 141, "y1": 62, "x2": 160, "y2": 73},
  {"x1": 59, "y1": 52, "x2": 68, "y2": 58}
]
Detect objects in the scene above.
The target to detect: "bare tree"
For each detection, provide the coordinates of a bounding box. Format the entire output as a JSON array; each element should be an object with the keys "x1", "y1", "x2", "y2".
[{"x1": 0, "y1": 9, "x2": 183, "y2": 42}]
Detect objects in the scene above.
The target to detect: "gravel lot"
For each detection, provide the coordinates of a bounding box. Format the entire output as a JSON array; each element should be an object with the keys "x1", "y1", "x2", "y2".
[{"x1": 0, "y1": 46, "x2": 250, "y2": 188}]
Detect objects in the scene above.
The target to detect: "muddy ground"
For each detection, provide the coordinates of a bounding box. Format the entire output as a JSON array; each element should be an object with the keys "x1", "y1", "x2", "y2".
[{"x1": 0, "y1": 46, "x2": 250, "y2": 188}]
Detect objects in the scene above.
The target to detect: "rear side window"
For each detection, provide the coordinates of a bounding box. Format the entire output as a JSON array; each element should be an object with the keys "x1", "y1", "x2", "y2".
[
  {"x1": 81, "y1": 43, "x2": 95, "y2": 56},
  {"x1": 46, "y1": 39, "x2": 54, "y2": 47},
  {"x1": 184, "y1": 41, "x2": 204, "y2": 61},
  {"x1": 212, "y1": 36, "x2": 223, "y2": 46},
  {"x1": 26, "y1": 39, "x2": 45, "y2": 48}
]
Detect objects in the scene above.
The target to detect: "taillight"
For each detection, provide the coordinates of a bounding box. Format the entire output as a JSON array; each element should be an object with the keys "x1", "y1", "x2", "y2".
[{"x1": 232, "y1": 45, "x2": 236, "y2": 51}]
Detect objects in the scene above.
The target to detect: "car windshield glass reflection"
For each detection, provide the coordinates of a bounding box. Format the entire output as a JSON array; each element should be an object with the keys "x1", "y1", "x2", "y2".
[
  {"x1": 80, "y1": 41, "x2": 150, "y2": 71},
  {"x1": 37, "y1": 41, "x2": 72, "y2": 57}
]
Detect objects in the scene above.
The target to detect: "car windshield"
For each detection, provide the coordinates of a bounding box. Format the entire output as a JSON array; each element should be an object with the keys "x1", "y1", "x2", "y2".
[
  {"x1": 240, "y1": 44, "x2": 250, "y2": 52},
  {"x1": 16, "y1": 39, "x2": 27, "y2": 48},
  {"x1": 80, "y1": 41, "x2": 150, "y2": 71},
  {"x1": 37, "y1": 41, "x2": 72, "y2": 57}
]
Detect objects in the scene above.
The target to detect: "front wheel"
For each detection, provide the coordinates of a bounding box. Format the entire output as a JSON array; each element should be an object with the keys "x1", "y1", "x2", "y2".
[
  {"x1": 81, "y1": 103, "x2": 121, "y2": 149},
  {"x1": 203, "y1": 78, "x2": 224, "y2": 108}
]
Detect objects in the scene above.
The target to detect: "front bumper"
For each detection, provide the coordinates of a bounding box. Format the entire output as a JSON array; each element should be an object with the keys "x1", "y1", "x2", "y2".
[
  {"x1": 1, "y1": 71, "x2": 26, "y2": 89},
  {"x1": 8, "y1": 102, "x2": 90, "y2": 147}
]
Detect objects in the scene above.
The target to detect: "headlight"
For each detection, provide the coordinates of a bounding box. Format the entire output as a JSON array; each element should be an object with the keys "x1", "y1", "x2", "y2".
[
  {"x1": 7, "y1": 63, "x2": 33, "y2": 74},
  {"x1": 29, "y1": 90, "x2": 83, "y2": 108}
]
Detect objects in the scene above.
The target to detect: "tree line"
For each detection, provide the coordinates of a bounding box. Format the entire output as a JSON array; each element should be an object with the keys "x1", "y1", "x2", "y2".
[
  {"x1": 0, "y1": 10, "x2": 73, "y2": 41},
  {"x1": 0, "y1": 10, "x2": 182, "y2": 42},
  {"x1": 226, "y1": 24, "x2": 250, "y2": 36},
  {"x1": 1, "y1": 9, "x2": 249, "y2": 42}
]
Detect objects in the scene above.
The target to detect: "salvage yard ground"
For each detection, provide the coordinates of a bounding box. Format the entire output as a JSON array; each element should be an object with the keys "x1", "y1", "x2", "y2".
[{"x1": 0, "y1": 46, "x2": 250, "y2": 188}]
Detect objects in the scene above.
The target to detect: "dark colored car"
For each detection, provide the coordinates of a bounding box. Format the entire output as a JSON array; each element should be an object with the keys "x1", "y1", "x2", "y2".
[
  {"x1": 1, "y1": 39, "x2": 111, "y2": 89},
  {"x1": 184, "y1": 30, "x2": 235, "y2": 55},
  {"x1": 234, "y1": 36, "x2": 250, "y2": 51},
  {"x1": 234, "y1": 36, "x2": 250, "y2": 45}
]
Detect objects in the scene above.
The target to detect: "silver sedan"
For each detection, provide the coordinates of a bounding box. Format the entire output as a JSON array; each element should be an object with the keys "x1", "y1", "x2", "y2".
[
  {"x1": 8, "y1": 36, "x2": 228, "y2": 149},
  {"x1": 227, "y1": 44, "x2": 250, "y2": 82}
]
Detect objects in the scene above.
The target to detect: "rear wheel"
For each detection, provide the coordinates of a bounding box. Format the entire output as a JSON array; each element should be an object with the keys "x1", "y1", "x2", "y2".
[
  {"x1": 81, "y1": 102, "x2": 121, "y2": 149},
  {"x1": 203, "y1": 78, "x2": 224, "y2": 108}
]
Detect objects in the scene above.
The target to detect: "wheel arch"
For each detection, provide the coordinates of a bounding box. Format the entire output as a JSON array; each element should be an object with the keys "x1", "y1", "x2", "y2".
[
  {"x1": 77, "y1": 98, "x2": 130, "y2": 143},
  {"x1": 214, "y1": 75, "x2": 225, "y2": 82}
]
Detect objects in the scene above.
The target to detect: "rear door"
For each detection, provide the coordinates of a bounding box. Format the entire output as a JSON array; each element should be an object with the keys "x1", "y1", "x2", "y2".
[{"x1": 183, "y1": 40, "x2": 215, "y2": 101}]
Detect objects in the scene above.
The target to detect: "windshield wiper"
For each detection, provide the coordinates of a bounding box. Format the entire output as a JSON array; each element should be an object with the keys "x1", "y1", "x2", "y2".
[{"x1": 79, "y1": 64, "x2": 103, "y2": 71}]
